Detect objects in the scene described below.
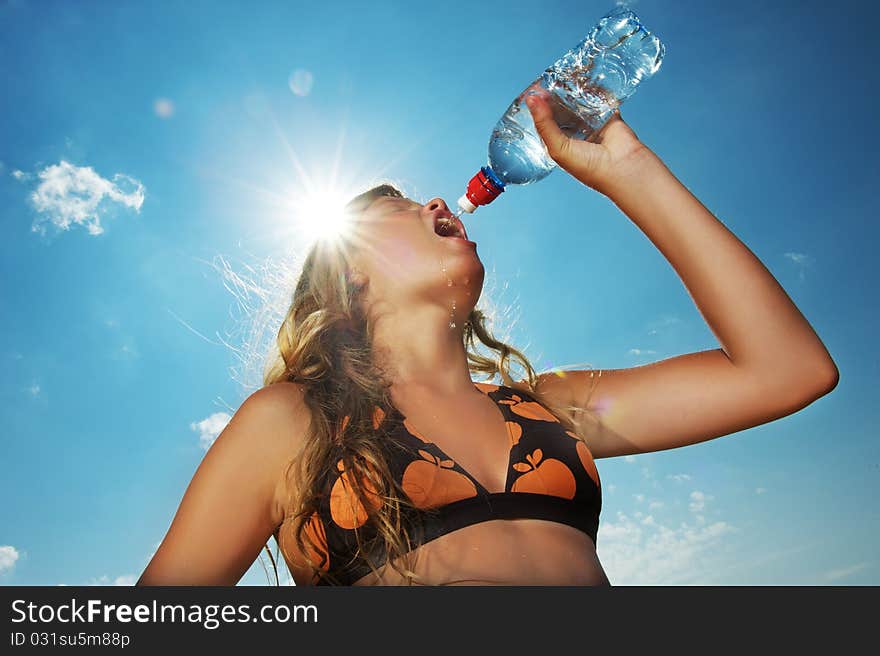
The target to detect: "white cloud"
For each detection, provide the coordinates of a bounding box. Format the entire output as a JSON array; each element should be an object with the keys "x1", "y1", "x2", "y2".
[
  {"x1": 598, "y1": 510, "x2": 736, "y2": 584},
  {"x1": 783, "y1": 252, "x2": 812, "y2": 265},
  {"x1": 648, "y1": 500, "x2": 665, "y2": 510},
  {"x1": 628, "y1": 348, "x2": 657, "y2": 356},
  {"x1": 624, "y1": 455, "x2": 636, "y2": 463},
  {"x1": 633, "y1": 493, "x2": 645, "y2": 503},
  {"x1": 0, "y1": 545, "x2": 20, "y2": 573},
  {"x1": 755, "y1": 487, "x2": 766, "y2": 495},
  {"x1": 12, "y1": 169, "x2": 29, "y2": 181},
  {"x1": 668, "y1": 474, "x2": 692, "y2": 482},
  {"x1": 190, "y1": 412, "x2": 232, "y2": 450},
  {"x1": 783, "y1": 251, "x2": 814, "y2": 282},
  {"x1": 822, "y1": 562, "x2": 871, "y2": 583},
  {"x1": 26, "y1": 160, "x2": 145, "y2": 236},
  {"x1": 689, "y1": 490, "x2": 713, "y2": 513},
  {"x1": 89, "y1": 574, "x2": 137, "y2": 586}
]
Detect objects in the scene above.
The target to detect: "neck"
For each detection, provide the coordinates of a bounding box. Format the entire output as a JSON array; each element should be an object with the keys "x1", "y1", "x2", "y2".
[{"x1": 370, "y1": 301, "x2": 476, "y2": 403}]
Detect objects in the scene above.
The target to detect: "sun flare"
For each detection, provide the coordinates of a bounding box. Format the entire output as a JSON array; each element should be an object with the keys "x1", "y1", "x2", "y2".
[{"x1": 291, "y1": 187, "x2": 357, "y2": 245}]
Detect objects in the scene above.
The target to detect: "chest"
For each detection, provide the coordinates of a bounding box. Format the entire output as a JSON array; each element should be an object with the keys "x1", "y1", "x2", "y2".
[
  {"x1": 396, "y1": 396, "x2": 514, "y2": 494},
  {"x1": 389, "y1": 387, "x2": 594, "y2": 499}
]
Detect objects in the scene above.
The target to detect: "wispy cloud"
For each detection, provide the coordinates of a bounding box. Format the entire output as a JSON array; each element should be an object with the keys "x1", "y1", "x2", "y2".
[
  {"x1": 783, "y1": 251, "x2": 814, "y2": 282},
  {"x1": 646, "y1": 315, "x2": 680, "y2": 336},
  {"x1": 88, "y1": 574, "x2": 137, "y2": 586},
  {"x1": 190, "y1": 412, "x2": 232, "y2": 450},
  {"x1": 689, "y1": 489, "x2": 713, "y2": 513},
  {"x1": 109, "y1": 342, "x2": 140, "y2": 361},
  {"x1": 822, "y1": 562, "x2": 871, "y2": 583},
  {"x1": 628, "y1": 348, "x2": 657, "y2": 356},
  {"x1": 667, "y1": 473, "x2": 692, "y2": 483},
  {"x1": 598, "y1": 510, "x2": 737, "y2": 585},
  {"x1": 0, "y1": 545, "x2": 21, "y2": 574},
  {"x1": 23, "y1": 160, "x2": 145, "y2": 236},
  {"x1": 755, "y1": 487, "x2": 766, "y2": 494},
  {"x1": 96, "y1": 306, "x2": 141, "y2": 361}
]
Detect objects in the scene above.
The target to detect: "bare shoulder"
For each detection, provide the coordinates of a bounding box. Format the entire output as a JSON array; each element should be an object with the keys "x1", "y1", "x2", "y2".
[
  {"x1": 136, "y1": 382, "x2": 313, "y2": 585},
  {"x1": 241, "y1": 381, "x2": 311, "y2": 433},
  {"x1": 225, "y1": 382, "x2": 313, "y2": 522}
]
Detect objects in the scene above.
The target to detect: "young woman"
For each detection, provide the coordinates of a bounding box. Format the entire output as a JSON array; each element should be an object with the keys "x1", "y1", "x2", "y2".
[{"x1": 137, "y1": 90, "x2": 838, "y2": 586}]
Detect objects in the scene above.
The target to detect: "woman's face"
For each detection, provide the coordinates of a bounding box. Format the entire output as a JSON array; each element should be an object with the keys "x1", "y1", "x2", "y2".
[{"x1": 348, "y1": 195, "x2": 484, "y2": 314}]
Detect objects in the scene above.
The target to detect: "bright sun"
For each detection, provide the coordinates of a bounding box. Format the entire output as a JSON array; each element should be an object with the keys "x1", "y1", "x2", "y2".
[{"x1": 292, "y1": 187, "x2": 357, "y2": 245}]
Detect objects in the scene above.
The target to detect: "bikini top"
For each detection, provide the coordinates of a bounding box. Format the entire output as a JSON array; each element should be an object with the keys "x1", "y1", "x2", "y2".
[{"x1": 301, "y1": 381, "x2": 602, "y2": 585}]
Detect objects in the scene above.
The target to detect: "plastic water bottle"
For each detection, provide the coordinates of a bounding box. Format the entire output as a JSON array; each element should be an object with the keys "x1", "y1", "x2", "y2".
[{"x1": 455, "y1": 5, "x2": 666, "y2": 216}]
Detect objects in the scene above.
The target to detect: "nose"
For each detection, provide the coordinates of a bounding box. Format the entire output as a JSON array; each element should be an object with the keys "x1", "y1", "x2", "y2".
[{"x1": 425, "y1": 197, "x2": 450, "y2": 213}]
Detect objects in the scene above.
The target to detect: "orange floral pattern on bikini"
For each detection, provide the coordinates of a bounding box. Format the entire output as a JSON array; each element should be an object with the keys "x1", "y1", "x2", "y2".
[
  {"x1": 402, "y1": 449, "x2": 478, "y2": 509},
  {"x1": 498, "y1": 393, "x2": 559, "y2": 422},
  {"x1": 506, "y1": 421, "x2": 523, "y2": 447},
  {"x1": 310, "y1": 382, "x2": 602, "y2": 585},
  {"x1": 330, "y1": 458, "x2": 383, "y2": 529},
  {"x1": 511, "y1": 448, "x2": 576, "y2": 499},
  {"x1": 402, "y1": 418, "x2": 430, "y2": 443},
  {"x1": 575, "y1": 441, "x2": 600, "y2": 488},
  {"x1": 564, "y1": 429, "x2": 600, "y2": 487},
  {"x1": 302, "y1": 512, "x2": 330, "y2": 584}
]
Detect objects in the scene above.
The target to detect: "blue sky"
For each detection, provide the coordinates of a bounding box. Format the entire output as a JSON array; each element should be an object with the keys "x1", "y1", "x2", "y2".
[{"x1": 1, "y1": 0, "x2": 877, "y2": 586}]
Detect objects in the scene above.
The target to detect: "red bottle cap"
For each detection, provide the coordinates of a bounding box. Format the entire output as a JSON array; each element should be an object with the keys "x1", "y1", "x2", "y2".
[{"x1": 459, "y1": 166, "x2": 505, "y2": 213}]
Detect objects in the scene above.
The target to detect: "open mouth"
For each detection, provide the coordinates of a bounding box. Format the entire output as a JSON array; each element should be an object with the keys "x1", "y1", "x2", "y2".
[{"x1": 433, "y1": 215, "x2": 469, "y2": 240}]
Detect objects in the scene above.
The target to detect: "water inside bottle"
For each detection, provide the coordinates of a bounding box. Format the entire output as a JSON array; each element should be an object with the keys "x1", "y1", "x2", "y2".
[{"x1": 487, "y1": 7, "x2": 664, "y2": 187}]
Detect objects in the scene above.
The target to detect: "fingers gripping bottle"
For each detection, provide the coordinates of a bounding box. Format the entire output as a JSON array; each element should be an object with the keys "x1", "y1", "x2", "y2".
[{"x1": 456, "y1": 5, "x2": 666, "y2": 216}]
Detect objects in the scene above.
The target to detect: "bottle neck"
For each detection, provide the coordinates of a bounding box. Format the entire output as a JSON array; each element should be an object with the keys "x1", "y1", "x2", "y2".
[{"x1": 462, "y1": 166, "x2": 505, "y2": 211}]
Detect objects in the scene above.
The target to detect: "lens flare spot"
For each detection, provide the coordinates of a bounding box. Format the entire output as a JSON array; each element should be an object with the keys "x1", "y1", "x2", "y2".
[
  {"x1": 288, "y1": 69, "x2": 314, "y2": 97},
  {"x1": 153, "y1": 98, "x2": 175, "y2": 118}
]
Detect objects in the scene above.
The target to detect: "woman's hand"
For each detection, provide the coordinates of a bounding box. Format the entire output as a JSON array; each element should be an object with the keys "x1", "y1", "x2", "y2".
[{"x1": 524, "y1": 88, "x2": 653, "y2": 196}]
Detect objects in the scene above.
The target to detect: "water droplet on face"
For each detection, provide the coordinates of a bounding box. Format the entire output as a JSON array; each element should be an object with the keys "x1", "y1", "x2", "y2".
[
  {"x1": 440, "y1": 257, "x2": 455, "y2": 287},
  {"x1": 440, "y1": 257, "x2": 459, "y2": 330}
]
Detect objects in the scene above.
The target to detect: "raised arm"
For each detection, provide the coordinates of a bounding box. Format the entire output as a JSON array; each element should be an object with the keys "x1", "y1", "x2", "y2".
[
  {"x1": 137, "y1": 383, "x2": 308, "y2": 585},
  {"x1": 521, "y1": 91, "x2": 838, "y2": 460}
]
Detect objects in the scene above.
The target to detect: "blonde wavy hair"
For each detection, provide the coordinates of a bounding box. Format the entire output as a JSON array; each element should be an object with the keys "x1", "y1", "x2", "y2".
[{"x1": 254, "y1": 182, "x2": 599, "y2": 585}]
